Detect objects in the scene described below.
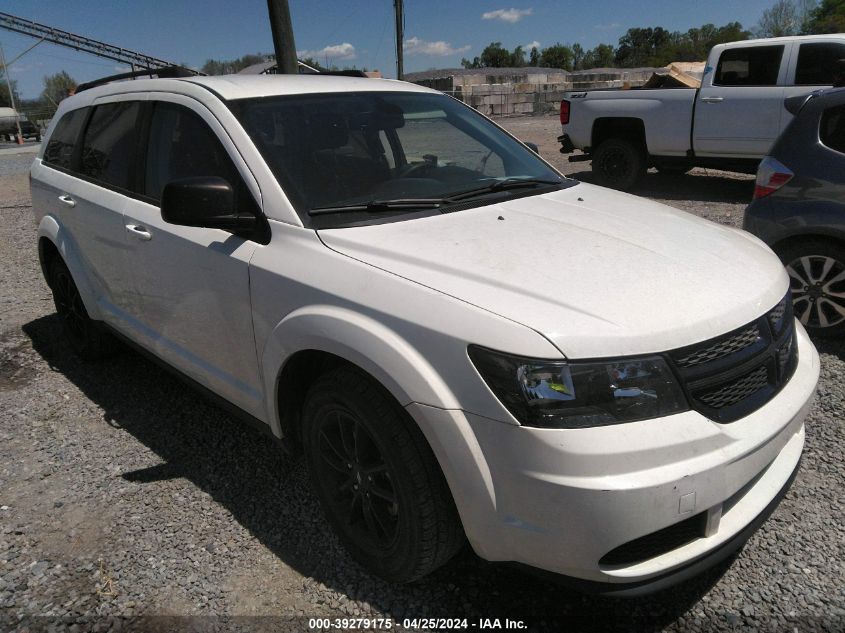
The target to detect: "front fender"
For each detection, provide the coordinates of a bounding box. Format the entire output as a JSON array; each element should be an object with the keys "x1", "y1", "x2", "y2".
[
  {"x1": 261, "y1": 305, "x2": 460, "y2": 438},
  {"x1": 37, "y1": 214, "x2": 103, "y2": 321}
]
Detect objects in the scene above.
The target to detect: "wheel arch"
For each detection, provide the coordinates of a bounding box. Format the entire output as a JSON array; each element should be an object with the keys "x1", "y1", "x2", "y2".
[
  {"x1": 591, "y1": 117, "x2": 647, "y2": 153},
  {"x1": 37, "y1": 215, "x2": 103, "y2": 321},
  {"x1": 769, "y1": 230, "x2": 845, "y2": 257},
  {"x1": 263, "y1": 306, "x2": 461, "y2": 443}
]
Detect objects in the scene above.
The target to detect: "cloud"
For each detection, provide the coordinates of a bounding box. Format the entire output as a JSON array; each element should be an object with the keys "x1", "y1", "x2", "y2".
[
  {"x1": 523, "y1": 40, "x2": 541, "y2": 51},
  {"x1": 296, "y1": 42, "x2": 357, "y2": 61},
  {"x1": 594, "y1": 22, "x2": 621, "y2": 31},
  {"x1": 482, "y1": 8, "x2": 533, "y2": 23},
  {"x1": 403, "y1": 37, "x2": 470, "y2": 56}
]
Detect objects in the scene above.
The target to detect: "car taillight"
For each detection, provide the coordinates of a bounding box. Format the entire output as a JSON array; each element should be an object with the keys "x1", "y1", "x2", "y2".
[
  {"x1": 560, "y1": 99, "x2": 570, "y2": 125},
  {"x1": 753, "y1": 156, "x2": 794, "y2": 200}
]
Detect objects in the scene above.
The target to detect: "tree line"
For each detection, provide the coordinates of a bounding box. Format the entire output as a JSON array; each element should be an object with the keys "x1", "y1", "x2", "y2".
[{"x1": 461, "y1": 0, "x2": 845, "y2": 71}]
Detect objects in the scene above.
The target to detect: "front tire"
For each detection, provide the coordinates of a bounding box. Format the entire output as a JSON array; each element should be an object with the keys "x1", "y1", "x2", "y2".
[
  {"x1": 303, "y1": 367, "x2": 463, "y2": 582},
  {"x1": 591, "y1": 138, "x2": 646, "y2": 191},
  {"x1": 48, "y1": 258, "x2": 118, "y2": 359},
  {"x1": 777, "y1": 239, "x2": 845, "y2": 338}
]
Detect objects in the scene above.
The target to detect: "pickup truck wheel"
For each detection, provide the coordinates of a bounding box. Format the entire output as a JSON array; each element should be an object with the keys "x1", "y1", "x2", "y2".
[
  {"x1": 592, "y1": 139, "x2": 646, "y2": 191},
  {"x1": 48, "y1": 258, "x2": 118, "y2": 359},
  {"x1": 303, "y1": 367, "x2": 463, "y2": 582},
  {"x1": 778, "y1": 240, "x2": 845, "y2": 338}
]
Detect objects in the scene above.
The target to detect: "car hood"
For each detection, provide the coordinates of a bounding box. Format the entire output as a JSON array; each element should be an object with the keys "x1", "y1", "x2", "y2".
[{"x1": 318, "y1": 183, "x2": 788, "y2": 358}]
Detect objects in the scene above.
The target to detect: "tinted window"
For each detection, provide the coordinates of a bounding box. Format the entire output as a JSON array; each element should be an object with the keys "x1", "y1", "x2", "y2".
[
  {"x1": 43, "y1": 108, "x2": 87, "y2": 169},
  {"x1": 234, "y1": 92, "x2": 563, "y2": 223},
  {"x1": 80, "y1": 101, "x2": 141, "y2": 189},
  {"x1": 821, "y1": 104, "x2": 845, "y2": 153},
  {"x1": 715, "y1": 45, "x2": 784, "y2": 86},
  {"x1": 795, "y1": 42, "x2": 845, "y2": 85},
  {"x1": 145, "y1": 102, "x2": 241, "y2": 201}
]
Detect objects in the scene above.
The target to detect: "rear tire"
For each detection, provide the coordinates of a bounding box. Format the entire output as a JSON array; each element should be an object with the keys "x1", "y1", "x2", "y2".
[
  {"x1": 48, "y1": 258, "x2": 119, "y2": 359},
  {"x1": 591, "y1": 138, "x2": 646, "y2": 191},
  {"x1": 776, "y1": 239, "x2": 845, "y2": 338},
  {"x1": 303, "y1": 366, "x2": 463, "y2": 582}
]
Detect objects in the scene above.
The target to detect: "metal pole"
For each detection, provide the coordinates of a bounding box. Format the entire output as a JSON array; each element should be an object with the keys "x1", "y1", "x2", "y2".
[
  {"x1": 267, "y1": 0, "x2": 298, "y2": 74},
  {"x1": 0, "y1": 42, "x2": 23, "y2": 143},
  {"x1": 394, "y1": 0, "x2": 404, "y2": 80}
]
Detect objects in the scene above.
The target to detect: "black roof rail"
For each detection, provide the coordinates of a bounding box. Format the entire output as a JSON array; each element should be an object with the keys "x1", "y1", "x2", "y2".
[
  {"x1": 319, "y1": 69, "x2": 369, "y2": 78},
  {"x1": 76, "y1": 65, "x2": 203, "y2": 93}
]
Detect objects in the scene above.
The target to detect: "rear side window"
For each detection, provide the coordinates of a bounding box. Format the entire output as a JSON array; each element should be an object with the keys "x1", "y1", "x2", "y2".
[
  {"x1": 714, "y1": 46, "x2": 784, "y2": 87},
  {"x1": 144, "y1": 102, "x2": 242, "y2": 201},
  {"x1": 795, "y1": 42, "x2": 845, "y2": 85},
  {"x1": 80, "y1": 101, "x2": 141, "y2": 190},
  {"x1": 821, "y1": 104, "x2": 845, "y2": 153},
  {"x1": 43, "y1": 108, "x2": 87, "y2": 169}
]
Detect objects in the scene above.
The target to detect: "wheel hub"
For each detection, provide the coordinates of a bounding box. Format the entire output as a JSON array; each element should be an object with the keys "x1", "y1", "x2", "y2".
[{"x1": 314, "y1": 409, "x2": 400, "y2": 549}]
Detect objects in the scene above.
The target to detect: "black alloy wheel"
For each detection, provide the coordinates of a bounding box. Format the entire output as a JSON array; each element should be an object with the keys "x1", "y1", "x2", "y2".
[
  {"x1": 48, "y1": 258, "x2": 118, "y2": 359},
  {"x1": 313, "y1": 406, "x2": 400, "y2": 550},
  {"x1": 51, "y1": 259, "x2": 89, "y2": 350},
  {"x1": 303, "y1": 367, "x2": 463, "y2": 582}
]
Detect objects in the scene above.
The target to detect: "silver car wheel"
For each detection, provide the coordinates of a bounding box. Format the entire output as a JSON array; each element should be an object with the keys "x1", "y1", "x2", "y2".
[{"x1": 787, "y1": 255, "x2": 845, "y2": 329}]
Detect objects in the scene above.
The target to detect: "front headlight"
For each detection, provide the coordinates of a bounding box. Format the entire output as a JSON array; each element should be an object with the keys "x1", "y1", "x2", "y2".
[{"x1": 468, "y1": 345, "x2": 689, "y2": 428}]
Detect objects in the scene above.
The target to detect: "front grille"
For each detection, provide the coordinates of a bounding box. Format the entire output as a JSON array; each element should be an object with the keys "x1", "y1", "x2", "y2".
[
  {"x1": 768, "y1": 295, "x2": 788, "y2": 336},
  {"x1": 696, "y1": 365, "x2": 769, "y2": 409},
  {"x1": 674, "y1": 325, "x2": 761, "y2": 368},
  {"x1": 667, "y1": 292, "x2": 797, "y2": 423},
  {"x1": 599, "y1": 512, "x2": 707, "y2": 567}
]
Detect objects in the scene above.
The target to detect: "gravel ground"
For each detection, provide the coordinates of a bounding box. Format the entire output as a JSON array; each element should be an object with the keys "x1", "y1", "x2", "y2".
[{"x1": 1, "y1": 117, "x2": 843, "y2": 633}]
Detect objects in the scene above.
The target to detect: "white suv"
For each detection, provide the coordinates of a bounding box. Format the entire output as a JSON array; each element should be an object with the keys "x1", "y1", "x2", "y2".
[{"x1": 30, "y1": 73, "x2": 819, "y2": 594}]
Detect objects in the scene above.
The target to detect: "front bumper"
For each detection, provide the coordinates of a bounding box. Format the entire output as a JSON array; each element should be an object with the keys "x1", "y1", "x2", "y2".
[{"x1": 407, "y1": 324, "x2": 819, "y2": 591}]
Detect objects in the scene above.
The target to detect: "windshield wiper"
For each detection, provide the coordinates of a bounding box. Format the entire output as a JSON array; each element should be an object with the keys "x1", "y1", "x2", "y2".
[
  {"x1": 309, "y1": 198, "x2": 443, "y2": 216},
  {"x1": 443, "y1": 177, "x2": 564, "y2": 203},
  {"x1": 308, "y1": 178, "x2": 564, "y2": 216}
]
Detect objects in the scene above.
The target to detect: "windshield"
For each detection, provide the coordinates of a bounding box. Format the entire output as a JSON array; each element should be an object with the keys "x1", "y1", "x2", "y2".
[{"x1": 231, "y1": 91, "x2": 569, "y2": 227}]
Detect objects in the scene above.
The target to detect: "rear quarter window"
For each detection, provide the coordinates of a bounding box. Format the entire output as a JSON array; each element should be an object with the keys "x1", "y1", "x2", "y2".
[
  {"x1": 43, "y1": 108, "x2": 88, "y2": 170},
  {"x1": 821, "y1": 104, "x2": 845, "y2": 153}
]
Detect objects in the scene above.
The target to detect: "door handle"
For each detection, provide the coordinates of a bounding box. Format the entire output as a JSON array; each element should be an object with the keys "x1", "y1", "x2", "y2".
[
  {"x1": 701, "y1": 96, "x2": 724, "y2": 103},
  {"x1": 58, "y1": 194, "x2": 76, "y2": 208},
  {"x1": 125, "y1": 224, "x2": 152, "y2": 241}
]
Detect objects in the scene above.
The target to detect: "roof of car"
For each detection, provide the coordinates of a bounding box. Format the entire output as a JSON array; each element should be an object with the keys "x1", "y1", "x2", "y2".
[
  {"x1": 70, "y1": 73, "x2": 437, "y2": 103},
  {"x1": 712, "y1": 34, "x2": 845, "y2": 49}
]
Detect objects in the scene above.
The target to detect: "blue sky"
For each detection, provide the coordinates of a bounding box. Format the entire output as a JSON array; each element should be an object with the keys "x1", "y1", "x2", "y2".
[{"x1": 3, "y1": 0, "x2": 779, "y2": 99}]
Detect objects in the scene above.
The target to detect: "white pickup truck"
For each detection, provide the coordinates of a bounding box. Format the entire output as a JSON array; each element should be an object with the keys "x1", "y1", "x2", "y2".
[{"x1": 558, "y1": 34, "x2": 845, "y2": 190}]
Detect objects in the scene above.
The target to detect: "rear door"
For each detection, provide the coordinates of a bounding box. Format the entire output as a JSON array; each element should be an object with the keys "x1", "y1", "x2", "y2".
[
  {"x1": 782, "y1": 40, "x2": 845, "y2": 122},
  {"x1": 32, "y1": 99, "x2": 141, "y2": 326},
  {"x1": 694, "y1": 44, "x2": 787, "y2": 157},
  {"x1": 121, "y1": 95, "x2": 265, "y2": 419}
]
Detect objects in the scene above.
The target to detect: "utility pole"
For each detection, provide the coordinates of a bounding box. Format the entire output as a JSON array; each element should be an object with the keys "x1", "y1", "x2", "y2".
[
  {"x1": 0, "y1": 42, "x2": 23, "y2": 143},
  {"x1": 394, "y1": 0, "x2": 404, "y2": 80},
  {"x1": 267, "y1": 0, "x2": 298, "y2": 74}
]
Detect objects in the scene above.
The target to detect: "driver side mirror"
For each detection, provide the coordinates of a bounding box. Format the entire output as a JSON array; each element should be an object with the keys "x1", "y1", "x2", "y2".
[
  {"x1": 161, "y1": 177, "x2": 257, "y2": 233},
  {"x1": 524, "y1": 141, "x2": 540, "y2": 154}
]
